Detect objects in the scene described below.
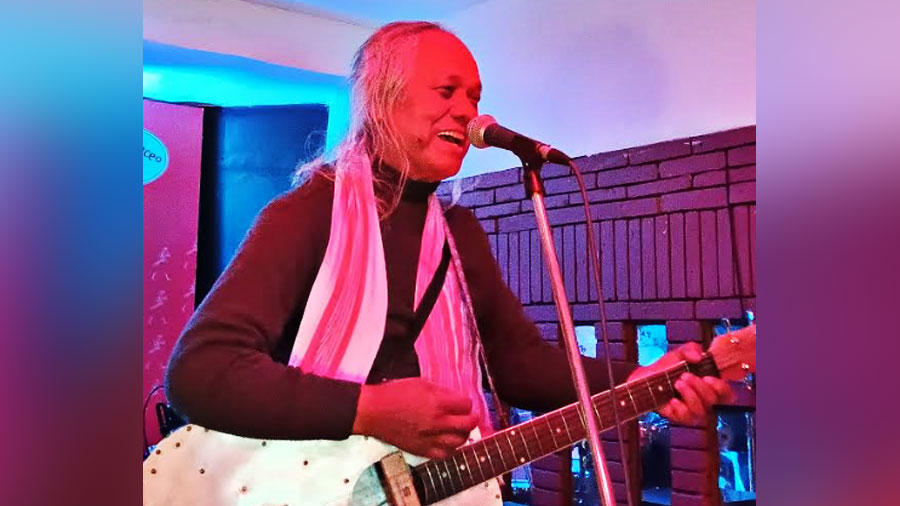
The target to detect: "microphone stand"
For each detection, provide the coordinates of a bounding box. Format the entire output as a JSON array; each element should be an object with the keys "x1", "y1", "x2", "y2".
[{"x1": 518, "y1": 153, "x2": 617, "y2": 506}]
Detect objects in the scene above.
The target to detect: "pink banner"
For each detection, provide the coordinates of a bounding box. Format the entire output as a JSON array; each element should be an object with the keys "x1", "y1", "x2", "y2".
[{"x1": 143, "y1": 99, "x2": 203, "y2": 447}]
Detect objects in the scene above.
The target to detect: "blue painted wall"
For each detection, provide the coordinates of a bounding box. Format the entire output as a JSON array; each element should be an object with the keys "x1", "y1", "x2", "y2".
[{"x1": 194, "y1": 104, "x2": 328, "y2": 304}]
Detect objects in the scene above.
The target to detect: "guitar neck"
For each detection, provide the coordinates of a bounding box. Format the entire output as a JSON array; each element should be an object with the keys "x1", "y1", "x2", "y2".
[{"x1": 410, "y1": 355, "x2": 719, "y2": 505}]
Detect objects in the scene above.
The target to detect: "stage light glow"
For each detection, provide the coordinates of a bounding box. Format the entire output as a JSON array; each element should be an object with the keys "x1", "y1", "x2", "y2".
[{"x1": 142, "y1": 43, "x2": 350, "y2": 154}]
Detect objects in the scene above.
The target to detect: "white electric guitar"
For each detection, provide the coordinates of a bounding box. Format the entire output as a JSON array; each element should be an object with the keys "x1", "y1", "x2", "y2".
[{"x1": 143, "y1": 325, "x2": 755, "y2": 506}]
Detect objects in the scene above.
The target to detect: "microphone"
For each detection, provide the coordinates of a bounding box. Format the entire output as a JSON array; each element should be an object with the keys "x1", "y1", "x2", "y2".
[{"x1": 467, "y1": 114, "x2": 572, "y2": 164}]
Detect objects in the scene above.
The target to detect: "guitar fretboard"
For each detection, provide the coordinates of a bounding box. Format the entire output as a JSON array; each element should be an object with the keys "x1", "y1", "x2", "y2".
[{"x1": 410, "y1": 356, "x2": 718, "y2": 505}]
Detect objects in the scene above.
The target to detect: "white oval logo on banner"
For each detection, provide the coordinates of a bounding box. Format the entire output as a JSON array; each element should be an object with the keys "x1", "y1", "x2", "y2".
[{"x1": 143, "y1": 129, "x2": 169, "y2": 185}]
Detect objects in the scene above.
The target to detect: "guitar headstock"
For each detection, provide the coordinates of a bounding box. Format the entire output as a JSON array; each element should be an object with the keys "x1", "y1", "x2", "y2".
[{"x1": 707, "y1": 324, "x2": 756, "y2": 381}]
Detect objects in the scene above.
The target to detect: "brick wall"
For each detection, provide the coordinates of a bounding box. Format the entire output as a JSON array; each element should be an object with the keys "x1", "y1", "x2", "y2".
[{"x1": 440, "y1": 125, "x2": 756, "y2": 506}]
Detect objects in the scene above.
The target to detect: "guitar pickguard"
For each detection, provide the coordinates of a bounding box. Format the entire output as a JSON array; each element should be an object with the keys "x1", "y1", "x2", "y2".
[{"x1": 142, "y1": 425, "x2": 501, "y2": 506}]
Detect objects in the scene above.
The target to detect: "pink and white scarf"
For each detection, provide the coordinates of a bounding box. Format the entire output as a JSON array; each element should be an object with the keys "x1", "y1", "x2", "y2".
[{"x1": 288, "y1": 159, "x2": 491, "y2": 434}]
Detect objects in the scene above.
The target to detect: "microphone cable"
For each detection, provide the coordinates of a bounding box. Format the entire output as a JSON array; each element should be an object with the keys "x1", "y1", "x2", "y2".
[{"x1": 565, "y1": 158, "x2": 636, "y2": 506}]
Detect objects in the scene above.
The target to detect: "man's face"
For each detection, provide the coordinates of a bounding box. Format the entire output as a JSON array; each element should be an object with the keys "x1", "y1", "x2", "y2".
[{"x1": 386, "y1": 31, "x2": 482, "y2": 182}]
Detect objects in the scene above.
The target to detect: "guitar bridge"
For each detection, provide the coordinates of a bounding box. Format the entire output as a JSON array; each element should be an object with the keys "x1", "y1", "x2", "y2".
[{"x1": 376, "y1": 451, "x2": 422, "y2": 506}]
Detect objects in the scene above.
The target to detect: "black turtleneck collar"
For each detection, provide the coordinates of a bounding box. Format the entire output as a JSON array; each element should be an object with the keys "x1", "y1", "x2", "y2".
[
  {"x1": 373, "y1": 162, "x2": 440, "y2": 204},
  {"x1": 401, "y1": 178, "x2": 440, "y2": 203}
]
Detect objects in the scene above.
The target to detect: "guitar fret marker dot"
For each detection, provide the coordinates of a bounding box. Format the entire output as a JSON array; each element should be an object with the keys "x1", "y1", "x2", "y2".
[
  {"x1": 519, "y1": 457, "x2": 525, "y2": 463},
  {"x1": 620, "y1": 401, "x2": 626, "y2": 406},
  {"x1": 459, "y1": 465, "x2": 465, "y2": 470},
  {"x1": 479, "y1": 456, "x2": 486, "y2": 462},
  {"x1": 658, "y1": 385, "x2": 664, "y2": 391}
]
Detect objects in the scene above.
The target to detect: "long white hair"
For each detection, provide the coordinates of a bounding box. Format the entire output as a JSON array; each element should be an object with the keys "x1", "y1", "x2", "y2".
[{"x1": 294, "y1": 21, "x2": 451, "y2": 217}]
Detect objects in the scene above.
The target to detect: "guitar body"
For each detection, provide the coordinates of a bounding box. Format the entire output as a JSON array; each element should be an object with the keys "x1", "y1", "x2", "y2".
[
  {"x1": 143, "y1": 327, "x2": 756, "y2": 505},
  {"x1": 142, "y1": 425, "x2": 502, "y2": 506}
]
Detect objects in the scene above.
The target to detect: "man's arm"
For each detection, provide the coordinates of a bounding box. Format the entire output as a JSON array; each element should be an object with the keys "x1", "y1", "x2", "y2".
[
  {"x1": 447, "y1": 207, "x2": 636, "y2": 410},
  {"x1": 448, "y1": 206, "x2": 732, "y2": 421},
  {"x1": 165, "y1": 178, "x2": 363, "y2": 441}
]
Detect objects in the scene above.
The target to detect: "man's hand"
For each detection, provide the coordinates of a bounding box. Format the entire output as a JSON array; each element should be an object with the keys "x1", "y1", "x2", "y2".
[
  {"x1": 352, "y1": 378, "x2": 479, "y2": 459},
  {"x1": 629, "y1": 342, "x2": 735, "y2": 425}
]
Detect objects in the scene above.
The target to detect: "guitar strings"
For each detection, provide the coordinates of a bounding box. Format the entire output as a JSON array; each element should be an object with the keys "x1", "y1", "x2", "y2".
[
  {"x1": 250, "y1": 360, "x2": 699, "y2": 505},
  {"x1": 413, "y1": 361, "x2": 692, "y2": 502},
  {"x1": 363, "y1": 332, "x2": 746, "y2": 502}
]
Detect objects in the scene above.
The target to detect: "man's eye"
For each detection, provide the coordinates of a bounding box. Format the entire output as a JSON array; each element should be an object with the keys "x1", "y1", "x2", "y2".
[{"x1": 437, "y1": 86, "x2": 454, "y2": 98}]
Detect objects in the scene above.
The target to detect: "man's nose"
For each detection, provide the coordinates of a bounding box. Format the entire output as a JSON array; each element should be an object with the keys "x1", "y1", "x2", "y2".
[{"x1": 450, "y1": 95, "x2": 478, "y2": 124}]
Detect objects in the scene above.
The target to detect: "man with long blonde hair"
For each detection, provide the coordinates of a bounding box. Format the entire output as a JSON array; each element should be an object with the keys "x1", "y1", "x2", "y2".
[{"x1": 167, "y1": 20, "x2": 732, "y2": 466}]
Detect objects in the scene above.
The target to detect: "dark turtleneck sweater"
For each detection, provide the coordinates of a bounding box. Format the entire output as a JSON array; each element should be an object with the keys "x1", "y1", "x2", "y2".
[{"x1": 165, "y1": 170, "x2": 636, "y2": 441}]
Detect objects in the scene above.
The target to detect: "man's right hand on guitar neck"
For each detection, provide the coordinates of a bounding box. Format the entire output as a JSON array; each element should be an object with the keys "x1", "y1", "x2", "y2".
[{"x1": 352, "y1": 377, "x2": 479, "y2": 459}]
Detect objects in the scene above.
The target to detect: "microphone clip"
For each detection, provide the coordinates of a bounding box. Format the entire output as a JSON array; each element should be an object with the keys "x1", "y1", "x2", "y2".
[{"x1": 517, "y1": 151, "x2": 548, "y2": 199}]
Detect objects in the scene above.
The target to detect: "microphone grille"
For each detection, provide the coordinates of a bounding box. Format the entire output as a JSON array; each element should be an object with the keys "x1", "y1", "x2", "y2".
[{"x1": 467, "y1": 114, "x2": 497, "y2": 149}]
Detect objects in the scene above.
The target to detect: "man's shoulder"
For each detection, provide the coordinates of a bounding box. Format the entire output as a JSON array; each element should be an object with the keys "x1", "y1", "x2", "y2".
[
  {"x1": 444, "y1": 203, "x2": 493, "y2": 257},
  {"x1": 267, "y1": 170, "x2": 335, "y2": 216},
  {"x1": 444, "y1": 202, "x2": 481, "y2": 230}
]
